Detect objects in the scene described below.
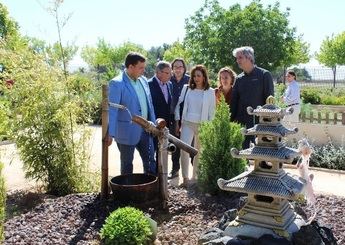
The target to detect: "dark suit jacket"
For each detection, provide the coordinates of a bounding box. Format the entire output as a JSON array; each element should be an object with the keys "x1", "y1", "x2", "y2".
[{"x1": 148, "y1": 77, "x2": 172, "y2": 126}]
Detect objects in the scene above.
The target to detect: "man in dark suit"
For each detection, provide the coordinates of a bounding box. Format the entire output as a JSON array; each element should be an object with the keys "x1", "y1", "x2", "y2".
[
  {"x1": 148, "y1": 61, "x2": 172, "y2": 166},
  {"x1": 230, "y1": 46, "x2": 274, "y2": 149}
]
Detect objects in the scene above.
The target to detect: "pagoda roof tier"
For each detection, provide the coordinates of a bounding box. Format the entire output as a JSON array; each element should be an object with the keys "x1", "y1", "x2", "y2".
[
  {"x1": 218, "y1": 171, "x2": 305, "y2": 199},
  {"x1": 231, "y1": 146, "x2": 300, "y2": 163},
  {"x1": 247, "y1": 104, "x2": 293, "y2": 118},
  {"x1": 243, "y1": 124, "x2": 298, "y2": 137}
]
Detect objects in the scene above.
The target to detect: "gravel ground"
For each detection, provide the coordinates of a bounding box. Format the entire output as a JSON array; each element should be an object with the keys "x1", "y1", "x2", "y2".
[{"x1": 4, "y1": 186, "x2": 345, "y2": 244}]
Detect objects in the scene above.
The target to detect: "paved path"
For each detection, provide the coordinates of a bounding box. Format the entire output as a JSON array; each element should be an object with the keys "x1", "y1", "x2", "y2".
[{"x1": 2, "y1": 125, "x2": 345, "y2": 197}]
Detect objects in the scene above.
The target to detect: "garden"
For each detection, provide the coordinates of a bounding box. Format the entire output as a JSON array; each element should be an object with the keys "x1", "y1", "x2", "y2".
[{"x1": 1, "y1": 1, "x2": 345, "y2": 244}]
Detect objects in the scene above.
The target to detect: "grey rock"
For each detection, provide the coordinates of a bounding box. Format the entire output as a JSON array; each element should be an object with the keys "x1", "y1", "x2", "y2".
[
  {"x1": 292, "y1": 224, "x2": 325, "y2": 245},
  {"x1": 203, "y1": 236, "x2": 233, "y2": 245},
  {"x1": 218, "y1": 209, "x2": 237, "y2": 230},
  {"x1": 257, "y1": 234, "x2": 291, "y2": 245},
  {"x1": 311, "y1": 221, "x2": 338, "y2": 245},
  {"x1": 198, "y1": 228, "x2": 224, "y2": 244}
]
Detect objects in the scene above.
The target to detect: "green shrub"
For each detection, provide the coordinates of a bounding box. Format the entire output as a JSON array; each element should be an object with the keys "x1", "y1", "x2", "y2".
[
  {"x1": 198, "y1": 96, "x2": 246, "y2": 195},
  {"x1": 0, "y1": 162, "x2": 5, "y2": 242},
  {"x1": 0, "y1": 96, "x2": 10, "y2": 141},
  {"x1": 310, "y1": 142, "x2": 345, "y2": 170},
  {"x1": 67, "y1": 73, "x2": 101, "y2": 124},
  {"x1": 274, "y1": 83, "x2": 286, "y2": 108},
  {"x1": 100, "y1": 207, "x2": 152, "y2": 245},
  {"x1": 321, "y1": 94, "x2": 345, "y2": 105},
  {"x1": 301, "y1": 87, "x2": 321, "y2": 104},
  {"x1": 288, "y1": 140, "x2": 345, "y2": 170},
  {"x1": 1, "y1": 40, "x2": 98, "y2": 196},
  {"x1": 299, "y1": 87, "x2": 345, "y2": 105}
]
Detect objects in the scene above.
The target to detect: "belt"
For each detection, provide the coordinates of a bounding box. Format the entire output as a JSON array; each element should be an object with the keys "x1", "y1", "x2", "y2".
[{"x1": 288, "y1": 103, "x2": 299, "y2": 106}]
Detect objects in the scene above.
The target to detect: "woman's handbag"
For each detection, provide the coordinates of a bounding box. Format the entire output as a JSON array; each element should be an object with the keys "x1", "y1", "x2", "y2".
[{"x1": 179, "y1": 86, "x2": 189, "y2": 120}]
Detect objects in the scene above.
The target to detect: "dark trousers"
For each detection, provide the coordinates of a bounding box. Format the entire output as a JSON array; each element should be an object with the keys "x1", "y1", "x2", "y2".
[
  {"x1": 170, "y1": 117, "x2": 181, "y2": 172},
  {"x1": 243, "y1": 135, "x2": 255, "y2": 149},
  {"x1": 116, "y1": 130, "x2": 156, "y2": 175},
  {"x1": 242, "y1": 116, "x2": 257, "y2": 149}
]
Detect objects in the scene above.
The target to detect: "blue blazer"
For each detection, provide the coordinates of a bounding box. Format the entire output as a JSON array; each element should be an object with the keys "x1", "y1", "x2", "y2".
[
  {"x1": 108, "y1": 72, "x2": 156, "y2": 145},
  {"x1": 148, "y1": 77, "x2": 172, "y2": 125}
]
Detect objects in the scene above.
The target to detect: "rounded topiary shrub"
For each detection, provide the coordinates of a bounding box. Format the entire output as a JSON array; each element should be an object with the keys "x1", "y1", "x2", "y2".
[{"x1": 100, "y1": 206, "x2": 152, "y2": 245}]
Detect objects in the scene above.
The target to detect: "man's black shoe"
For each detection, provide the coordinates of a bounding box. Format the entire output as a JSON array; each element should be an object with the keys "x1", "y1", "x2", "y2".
[{"x1": 168, "y1": 170, "x2": 179, "y2": 179}]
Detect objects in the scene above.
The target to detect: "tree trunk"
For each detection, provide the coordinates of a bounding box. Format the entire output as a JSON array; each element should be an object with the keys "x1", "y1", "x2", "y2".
[{"x1": 332, "y1": 66, "x2": 336, "y2": 88}]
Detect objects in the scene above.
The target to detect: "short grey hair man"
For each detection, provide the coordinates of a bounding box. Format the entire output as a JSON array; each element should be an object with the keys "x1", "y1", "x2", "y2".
[
  {"x1": 232, "y1": 46, "x2": 255, "y2": 64},
  {"x1": 156, "y1": 60, "x2": 171, "y2": 72}
]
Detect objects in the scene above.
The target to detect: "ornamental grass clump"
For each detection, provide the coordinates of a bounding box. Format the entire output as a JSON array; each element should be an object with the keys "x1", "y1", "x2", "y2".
[{"x1": 100, "y1": 206, "x2": 152, "y2": 245}]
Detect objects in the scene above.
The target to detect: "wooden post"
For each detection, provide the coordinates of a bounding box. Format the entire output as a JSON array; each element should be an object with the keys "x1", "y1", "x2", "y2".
[
  {"x1": 342, "y1": 112, "x2": 345, "y2": 125},
  {"x1": 156, "y1": 119, "x2": 168, "y2": 209},
  {"x1": 325, "y1": 112, "x2": 329, "y2": 124},
  {"x1": 301, "y1": 111, "x2": 306, "y2": 122},
  {"x1": 101, "y1": 85, "x2": 109, "y2": 199},
  {"x1": 318, "y1": 111, "x2": 322, "y2": 124},
  {"x1": 334, "y1": 112, "x2": 338, "y2": 125}
]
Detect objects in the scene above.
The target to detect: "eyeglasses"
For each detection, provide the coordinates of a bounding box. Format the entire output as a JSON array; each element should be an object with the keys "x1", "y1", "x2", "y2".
[{"x1": 173, "y1": 66, "x2": 184, "y2": 69}]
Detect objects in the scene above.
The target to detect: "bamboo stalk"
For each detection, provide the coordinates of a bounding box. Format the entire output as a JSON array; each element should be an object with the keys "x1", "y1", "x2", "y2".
[{"x1": 101, "y1": 85, "x2": 109, "y2": 199}]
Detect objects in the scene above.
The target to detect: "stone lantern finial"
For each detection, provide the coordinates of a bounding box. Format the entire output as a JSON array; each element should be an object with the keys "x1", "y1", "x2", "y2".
[{"x1": 266, "y1": 95, "x2": 275, "y2": 105}]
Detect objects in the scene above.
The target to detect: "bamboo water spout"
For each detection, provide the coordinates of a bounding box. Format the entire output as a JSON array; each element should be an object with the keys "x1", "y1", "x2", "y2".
[{"x1": 105, "y1": 101, "x2": 198, "y2": 208}]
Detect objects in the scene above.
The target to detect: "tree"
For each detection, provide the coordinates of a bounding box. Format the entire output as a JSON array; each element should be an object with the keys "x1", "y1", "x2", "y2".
[
  {"x1": 278, "y1": 37, "x2": 310, "y2": 83},
  {"x1": 0, "y1": 3, "x2": 25, "y2": 50},
  {"x1": 26, "y1": 37, "x2": 77, "y2": 69},
  {"x1": 45, "y1": 0, "x2": 77, "y2": 78},
  {"x1": 163, "y1": 41, "x2": 191, "y2": 64},
  {"x1": 316, "y1": 32, "x2": 345, "y2": 88},
  {"x1": 198, "y1": 96, "x2": 246, "y2": 195},
  {"x1": 0, "y1": 3, "x2": 18, "y2": 39},
  {"x1": 281, "y1": 37, "x2": 310, "y2": 68},
  {"x1": 146, "y1": 44, "x2": 170, "y2": 78},
  {"x1": 184, "y1": 0, "x2": 309, "y2": 74},
  {"x1": 81, "y1": 40, "x2": 147, "y2": 82}
]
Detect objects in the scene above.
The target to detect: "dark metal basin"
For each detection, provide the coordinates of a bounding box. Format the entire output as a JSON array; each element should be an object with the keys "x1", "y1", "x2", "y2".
[{"x1": 110, "y1": 174, "x2": 158, "y2": 203}]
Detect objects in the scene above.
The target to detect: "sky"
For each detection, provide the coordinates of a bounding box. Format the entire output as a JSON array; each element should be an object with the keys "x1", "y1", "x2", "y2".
[{"x1": 1, "y1": 0, "x2": 345, "y2": 68}]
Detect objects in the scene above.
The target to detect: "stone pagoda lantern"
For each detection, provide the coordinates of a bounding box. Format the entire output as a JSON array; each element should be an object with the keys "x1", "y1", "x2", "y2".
[{"x1": 218, "y1": 96, "x2": 307, "y2": 239}]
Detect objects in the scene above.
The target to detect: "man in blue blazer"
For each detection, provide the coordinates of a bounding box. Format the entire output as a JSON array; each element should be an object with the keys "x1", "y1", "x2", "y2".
[
  {"x1": 108, "y1": 52, "x2": 156, "y2": 175},
  {"x1": 148, "y1": 61, "x2": 172, "y2": 162}
]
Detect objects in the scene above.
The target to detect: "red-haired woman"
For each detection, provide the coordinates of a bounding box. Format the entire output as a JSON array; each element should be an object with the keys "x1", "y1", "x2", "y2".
[{"x1": 215, "y1": 67, "x2": 236, "y2": 106}]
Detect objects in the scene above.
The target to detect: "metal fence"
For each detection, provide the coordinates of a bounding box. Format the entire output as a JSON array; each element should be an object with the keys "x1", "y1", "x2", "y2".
[{"x1": 275, "y1": 65, "x2": 345, "y2": 89}]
